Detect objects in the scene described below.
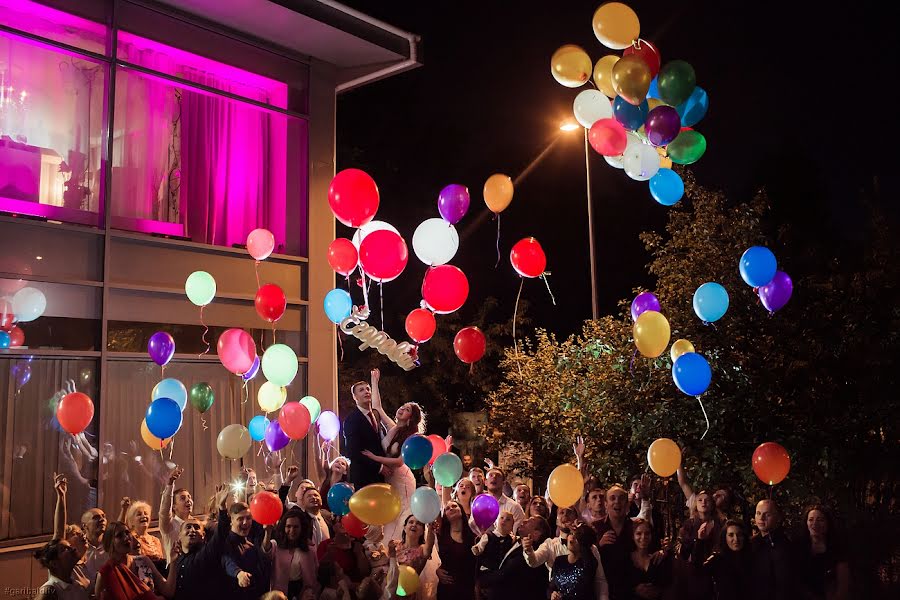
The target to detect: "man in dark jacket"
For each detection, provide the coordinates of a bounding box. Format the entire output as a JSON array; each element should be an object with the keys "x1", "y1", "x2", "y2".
[
  {"x1": 221, "y1": 502, "x2": 271, "y2": 600},
  {"x1": 172, "y1": 485, "x2": 230, "y2": 600},
  {"x1": 481, "y1": 517, "x2": 553, "y2": 600},
  {"x1": 749, "y1": 499, "x2": 796, "y2": 600},
  {"x1": 342, "y1": 371, "x2": 387, "y2": 490}
]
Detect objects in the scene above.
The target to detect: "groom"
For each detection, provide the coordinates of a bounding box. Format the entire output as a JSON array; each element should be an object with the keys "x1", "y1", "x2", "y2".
[{"x1": 343, "y1": 370, "x2": 388, "y2": 489}]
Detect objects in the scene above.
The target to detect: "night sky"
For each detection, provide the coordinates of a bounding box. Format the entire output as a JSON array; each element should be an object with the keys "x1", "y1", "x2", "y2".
[{"x1": 334, "y1": 0, "x2": 895, "y2": 341}]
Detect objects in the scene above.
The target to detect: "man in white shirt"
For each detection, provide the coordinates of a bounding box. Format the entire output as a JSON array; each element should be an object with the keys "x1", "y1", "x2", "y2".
[
  {"x1": 160, "y1": 465, "x2": 194, "y2": 564},
  {"x1": 471, "y1": 467, "x2": 525, "y2": 534},
  {"x1": 79, "y1": 508, "x2": 107, "y2": 591}
]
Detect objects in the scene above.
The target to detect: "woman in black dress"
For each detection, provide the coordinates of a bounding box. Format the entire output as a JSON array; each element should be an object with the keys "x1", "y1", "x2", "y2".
[
  {"x1": 796, "y1": 505, "x2": 849, "y2": 600},
  {"x1": 549, "y1": 524, "x2": 598, "y2": 600},
  {"x1": 626, "y1": 518, "x2": 672, "y2": 600},
  {"x1": 702, "y1": 520, "x2": 751, "y2": 600},
  {"x1": 427, "y1": 500, "x2": 476, "y2": 600}
]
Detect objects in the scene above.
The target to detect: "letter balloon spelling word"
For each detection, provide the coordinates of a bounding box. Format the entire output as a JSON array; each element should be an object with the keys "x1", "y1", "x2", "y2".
[{"x1": 340, "y1": 305, "x2": 417, "y2": 370}]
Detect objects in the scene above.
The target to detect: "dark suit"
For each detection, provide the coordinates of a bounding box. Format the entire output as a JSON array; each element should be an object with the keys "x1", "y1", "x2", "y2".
[{"x1": 343, "y1": 406, "x2": 386, "y2": 490}]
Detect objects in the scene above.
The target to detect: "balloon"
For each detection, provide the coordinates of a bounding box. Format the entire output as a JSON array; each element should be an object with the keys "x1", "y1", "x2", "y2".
[
  {"x1": 56, "y1": 392, "x2": 94, "y2": 435},
  {"x1": 633, "y1": 310, "x2": 670, "y2": 358},
  {"x1": 189, "y1": 382, "x2": 214, "y2": 413},
  {"x1": 349, "y1": 483, "x2": 402, "y2": 525},
  {"x1": 624, "y1": 142, "x2": 660, "y2": 181},
  {"x1": 630, "y1": 292, "x2": 660, "y2": 321},
  {"x1": 644, "y1": 106, "x2": 681, "y2": 147},
  {"x1": 184, "y1": 271, "x2": 216, "y2": 307},
  {"x1": 758, "y1": 271, "x2": 793, "y2": 313},
  {"x1": 401, "y1": 435, "x2": 434, "y2": 470},
  {"x1": 752, "y1": 442, "x2": 791, "y2": 485},
  {"x1": 592, "y1": 55, "x2": 619, "y2": 97},
  {"x1": 588, "y1": 118, "x2": 628, "y2": 156},
  {"x1": 279, "y1": 402, "x2": 311, "y2": 440},
  {"x1": 342, "y1": 512, "x2": 368, "y2": 538},
  {"x1": 328, "y1": 238, "x2": 359, "y2": 277},
  {"x1": 483, "y1": 174, "x2": 514, "y2": 213},
  {"x1": 246, "y1": 228, "x2": 275, "y2": 261},
  {"x1": 300, "y1": 396, "x2": 321, "y2": 423},
  {"x1": 410, "y1": 487, "x2": 441, "y2": 524},
  {"x1": 242, "y1": 356, "x2": 261, "y2": 381},
  {"x1": 670, "y1": 339, "x2": 695, "y2": 363},
  {"x1": 550, "y1": 44, "x2": 592, "y2": 88},
  {"x1": 649, "y1": 169, "x2": 684, "y2": 206},
  {"x1": 250, "y1": 491, "x2": 283, "y2": 525},
  {"x1": 328, "y1": 168, "x2": 379, "y2": 228},
  {"x1": 328, "y1": 482, "x2": 354, "y2": 516},
  {"x1": 12, "y1": 363, "x2": 31, "y2": 388},
  {"x1": 145, "y1": 397, "x2": 182, "y2": 439},
  {"x1": 248, "y1": 415, "x2": 269, "y2": 442},
  {"x1": 422, "y1": 265, "x2": 468, "y2": 314},
  {"x1": 739, "y1": 246, "x2": 777, "y2": 287},
  {"x1": 217, "y1": 329, "x2": 257, "y2": 375},
  {"x1": 623, "y1": 39, "x2": 661, "y2": 78},
  {"x1": 604, "y1": 153, "x2": 625, "y2": 169},
  {"x1": 432, "y1": 452, "x2": 463, "y2": 487},
  {"x1": 672, "y1": 352, "x2": 712, "y2": 396},
  {"x1": 454, "y1": 326, "x2": 486, "y2": 364},
  {"x1": 147, "y1": 331, "x2": 175, "y2": 367},
  {"x1": 509, "y1": 237, "x2": 547, "y2": 278},
  {"x1": 547, "y1": 463, "x2": 583, "y2": 508},
  {"x1": 613, "y1": 96, "x2": 649, "y2": 131},
  {"x1": 255, "y1": 284, "x2": 286, "y2": 323},
  {"x1": 397, "y1": 565, "x2": 420, "y2": 597},
  {"x1": 217, "y1": 424, "x2": 252, "y2": 459},
  {"x1": 406, "y1": 308, "x2": 436, "y2": 344},
  {"x1": 152, "y1": 378, "x2": 188, "y2": 412},
  {"x1": 437, "y1": 184, "x2": 471, "y2": 225},
  {"x1": 324, "y1": 288, "x2": 352, "y2": 324},
  {"x1": 0, "y1": 331, "x2": 9, "y2": 349},
  {"x1": 647, "y1": 76, "x2": 660, "y2": 100},
  {"x1": 358, "y1": 229, "x2": 408, "y2": 283},
  {"x1": 11, "y1": 287, "x2": 46, "y2": 322},
  {"x1": 351, "y1": 220, "x2": 399, "y2": 250},
  {"x1": 471, "y1": 494, "x2": 500, "y2": 530},
  {"x1": 317, "y1": 411, "x2": 341, "y2": 442},
  {"x1": 592, "y1": 2, "x2": 640, "y2": 49},
  {"x1": 9, "y1": 326, "x2": 24, "y2": 347},
  {"x1": 612, "y1": 55, "x2": 652, "y2": 105},
  {"x1": 573, "y1": 89, "x2": 613, "y2": 129},
  {"x1": 264, "y1": 419, "x2": 290, "y2": 452},
  {"x1": 262, "y1": 344, "x2": 298, "y2": 387},
  {"x1": 693, "y1": 282, "x2": 729, "y2": 323},
  {"x1": 667, "y1": 129, "x2": 707, "y2": 165},
  {"x1": 658, "y1": 60, "x2": 696, "y2": 106},
  {"x1": 258, "y1": 381, "x2": 287, "y2": 412},
  {"x1": 427, "y1": 435, "x2": 448, "y2": 466},
  {"x1": 140, "y1": 419, "x2": 169, "y2": 450},
  {"x1": 676, "y1": 87, "x2": 709, "y2": 127},
  {"x1": 412, "y1": 219, "x2": 459, "y2": 266},
  {"x1": 647, "y1": 438, "x2": 681, "y2": 477}
]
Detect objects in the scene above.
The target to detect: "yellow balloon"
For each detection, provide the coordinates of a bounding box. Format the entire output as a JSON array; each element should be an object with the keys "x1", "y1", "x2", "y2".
[
  {"x1": 547, "y1": 463, "x2": 584, "y2": 508},
  {"x1": 647, "y1": 438, "x2": 682, "y2": 477},
  {"x1": 659, "y1": 155, "x2": 673, "y2": 169},
  {"x1": 670, "y1": 339, "x2": 695, "y2": 363},
  {"x1": 647, "y1": 98, "x2": 667, "y2": 111},
  {"x1": 612, "y1": 55, "x2": 652, "y2": 106},
  {"x1": 592, "y1": 55, "x2": 619, "y2": 98},
  {"x1": 258, "y1": 381, "x2": 287, "y2": 412},
  {"x1": 141, "y1": 419, "x2": 169, "y2": 450},
  {"x1": 483, "y1": 174, "x2": 514, "y2": 213},
  {"x1": 348, "y1": 483, "x2": 402, "y2": 525},
  {"x1": 550, "y1": 44, "x2": 592, "y2": 88},
  {"x1": 633, "y1": 310, "x2": 670, "y2": 358},
  {"x1": 397, "y1": 565, "x2": 420, "y2": 596},
  {"x1": 592, "y1": 2, "x2": 641, "y2": 50}
]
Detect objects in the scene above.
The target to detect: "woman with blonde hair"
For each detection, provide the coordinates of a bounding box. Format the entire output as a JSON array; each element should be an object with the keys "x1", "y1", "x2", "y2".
[{"x1": 120, "y1": 498, "x2": 164, "y2": 571}]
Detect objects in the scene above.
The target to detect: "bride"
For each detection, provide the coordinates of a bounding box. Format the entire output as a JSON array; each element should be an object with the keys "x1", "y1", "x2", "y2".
[{"x1": 362, "y1": 368, "x2": 424, "y2": 544}]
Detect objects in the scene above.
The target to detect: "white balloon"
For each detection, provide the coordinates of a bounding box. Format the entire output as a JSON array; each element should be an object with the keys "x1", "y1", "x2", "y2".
[
  {"x1": 604, "y1": 154, "x2": 624, "y2": 169},
  {"x1": 624, "y1": 141, "x2": 660, "y2": 181},
  {"x1": 573, "y1": 90, "x2": 613, "y2": 129},
  {"x1": 12, "y1": 287, "x2": 46, "y2": 322},
  {"x1": 412, "y1": 218, "x2": 459, "y2": 266},
  {"x1": 351, "y1": 220, "x2": 399, "y2": 250}
]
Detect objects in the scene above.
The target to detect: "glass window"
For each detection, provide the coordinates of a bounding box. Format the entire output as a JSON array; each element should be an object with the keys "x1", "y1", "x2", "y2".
[
  {"x1": 0, "y1": 279, "x2": 101, "y2": 351},
  {"x1": 0, "y1": 0, "x2": 108, "y2": 55}
]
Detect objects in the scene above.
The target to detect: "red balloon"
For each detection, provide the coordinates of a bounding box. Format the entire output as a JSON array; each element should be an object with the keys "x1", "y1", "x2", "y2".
[
  {"x1": 279, "y1": 402, "x2": 312, "y2": 440},
  {"x1": 405, "y1": 308, "x2": 436, "y2": 344},
  {"x1": 255, "y1": 284, "x2": 287, "y2": 323},
  {"x1": 752, "y1": 442, "x2": 791, "y2": 486},
  {"x1": 510, "y1": 238, "x2": 547, "y2": 278},
  {"x1": 623, "y1": 40, "x2": 661, "y2": 78},
  {"x1": 589, "y1": 118, "x2": 628, "y2": 156},
  {"x1": 328, "y1": 169, "x2": 379, "y2": 227},
  {"x1": 57, "y1": 392, "x2": 94, "y2": 435},
  {"x1": 249, "y1": 491, "x2": 283, "y2": 525},
  {"x1": 0, "y1": 298, "x2": 14, "y2": 331},
  {"x1": 454, "y1": 326, "x2": 486, "y2": 364},
  {"x1": 427, "y1": 434, "x2": 447, "y2": 466},
  {"x1": 328, "y1": 238, "x2": 359, "y2": 277},
  {"x1": 358, "y1": 229, "x2": 408, "y2": 283},
  {"x1": 9, "y1": 326, "x2": 24, "y2": 347},
  {"x1": 422, "y1": 265, "x2": 469, "y2": 314},
  {"x1": 343, "y1": 511, "x2": 369, "y2": 538}
]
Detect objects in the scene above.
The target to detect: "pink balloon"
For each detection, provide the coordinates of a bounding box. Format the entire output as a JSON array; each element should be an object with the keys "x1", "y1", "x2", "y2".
[
  {"x1": 588, "y1": 118, "x2": 628, "y2": 156},
  {"x1": 247, "y1": 229, "x2": 275, "y2": 261},
  {"x1": 217, "y1": 328, "x2": 257, "y2": 375},
  {"x1": 358, "y1": 229, "x2": 409, "y2": 283}
]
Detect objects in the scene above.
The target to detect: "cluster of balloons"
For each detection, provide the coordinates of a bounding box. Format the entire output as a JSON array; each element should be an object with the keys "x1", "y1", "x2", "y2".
[
  {"x1": 739, "y1": 246, "x2": 792, "y2": 313},
  {"x1": 0, "y1": 289, "x2": 39, "y2": 348},
  {"x1": 553, "y1": 2, "x2": 709, "y2": 206},
  {"x1": 631, "y1": 292, "x2": 671, "y2": 358},
  {"x1": 141, "y1": 377, "x2": 213, "y2": 450}
]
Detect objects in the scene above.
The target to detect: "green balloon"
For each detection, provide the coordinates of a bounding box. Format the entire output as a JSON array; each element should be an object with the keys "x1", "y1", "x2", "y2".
[
  {"x1": 185, "y1": 271, "x2": 216, "y2": 307},
  {"x1": 668, "y1": 130, "x2": 707, "y2": 165},
  {"x1": 658, "y1": 60, "x2": 696, "y2": 107},
  {"x1": 262, "y1": 344, "x2": 298, "y2": 387},
  {"x1": 189, "y1": 382, "x2": 215, "y2": 413},
  {"x1": 432, "y1": 452, "x2": 463, "y2": 487},
  {"x1": 300, "y1": 396, "x2": 321, "y2": 422}
]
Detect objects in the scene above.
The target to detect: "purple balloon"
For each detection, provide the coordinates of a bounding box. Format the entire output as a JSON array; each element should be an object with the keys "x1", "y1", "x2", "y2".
[
  {"x1": 242, "y1": 355, "x2": 261, "y2": 381},
  {"x1": 12, "y1": 364, "x2": 31, "y2": 388},
  {"x1": 437, "y1": 184, "x2": 471, "y2": 225},
  {"x1": 630, "y1": 292, "x2": 661, "y2": 321},
  {"x1": 471, "y1": 493, "x2": 500, "y2": 530},
  {"x1": 758, "y1": 271, "x2": 793, "y2": 313},
  {"x1": 644, "y1": 106, "x2": 681, "y2": 147},
  {"x1": 148, "y1": 332, "x2": 175, "y2": 366},
  {"x1": 265, "y1": 419, "x2": 290, "y2": 452}
]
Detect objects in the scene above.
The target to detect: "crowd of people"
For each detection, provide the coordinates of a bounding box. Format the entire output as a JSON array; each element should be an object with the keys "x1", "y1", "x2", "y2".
[{"x1": 33, "y1": 369, "x2": 850, "y2": 600}]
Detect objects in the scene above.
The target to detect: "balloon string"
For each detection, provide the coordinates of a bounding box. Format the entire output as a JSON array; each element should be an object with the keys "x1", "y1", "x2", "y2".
[
  {"x1": 257, "y1": 442, "x2": 264, "y2": 457},
  {"x1": 540, "y1": 272, "x2": 557, "y2": 305},
  {"x1": 337, "y1": 327, "x2": 344, "y2": 362},
  {"x1": 271, "y1": 322, "x2": 276, "y2": 345},
  {"x1": 168, "y1": 439, "x2": 175, "y2": 461},
  {"x1": 697, "y1": 395, "x2": 710, "y2": 440},
  {"x1": 360, "y1": 267, "x2": 370, "y2": 310},
  {"x1": 629, "y1": 348, "x2": 638, "y2": 377},
  {"x1": 379, "y1": 282, "x2": 384, "y2": 332},
  {"x1": 199, "y1": 306, "x2": 210, "y2": 358},
  {"x1": 494, "y1": 213, "x2": 501, "y2": 268},
  {"x1": 201, "y1": 414, "x2": 208, "y2": 431},
  {"x1": 242, "y1": 380, "x2": 249, "y2": 405},
  {"x1": 512, "y1": 278, "x2": 524, "y2": 377},
  {"x1": 255, "y1": 260, "x2": 261, "y2": 289}
]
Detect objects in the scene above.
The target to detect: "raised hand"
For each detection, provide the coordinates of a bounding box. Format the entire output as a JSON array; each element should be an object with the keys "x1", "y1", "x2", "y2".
[
  {"x1": 215, "y1": 484, "x2": 230, "y2": 509},
  {"x1": 121, "y1": 497, "x2": 132, "y2": 511},
  {"x1": 521, "y1": 534, "x2": 533, "y2": 554},
  {"x1": 168, "y1": 466, "x2": 184, "y2": 485},
  {"x1": 53, "y1": 472, "x2": 67, "y2": 497},
  {"x1": 573, "y1": 435, "x2": 585, "y2": 459},
  {"x1": 370, "y1": 368, "x2": 380, "y2": 385},
  {"x1": 484, "y1": 458, "x2": 495, "y2": 470},
  {"x1": 444, "y1": 435, "x2": 453, "y2": 450},
  {"x1": 285, "y1": 465, "x2": 299, "y2": 483}
]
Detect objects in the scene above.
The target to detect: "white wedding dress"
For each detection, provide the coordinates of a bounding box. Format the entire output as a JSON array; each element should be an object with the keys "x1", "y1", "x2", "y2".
[{"x1": 381, "y1": 433, "x2": 417, "y2": 544}]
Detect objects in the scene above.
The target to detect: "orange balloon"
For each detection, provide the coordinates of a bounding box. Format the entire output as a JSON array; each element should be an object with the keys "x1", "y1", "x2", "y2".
[
  {"x1": 592, "y1": 55, "x2": 619, "y2": 98},
  {"x1": 483, "y1": 174, "x2": 514, "y2": 213},
  {"x1": 141, "y1": 419, "x2": 170, "y2": 450},
  {"x1": 752, "y1": 442, "x2": 791, "y2": 485},
  {"x1": 57, "y1": 392, "x2": 94, "y2": 435}
]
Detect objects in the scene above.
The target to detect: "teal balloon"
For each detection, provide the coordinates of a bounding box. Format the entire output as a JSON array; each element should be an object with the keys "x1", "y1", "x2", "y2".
[
  {"x1": 647, "y1": 76, "x2": 660, "y2": 100},
  {"x1": 693, "y1": 282, "x2": 729, "y2": 323},
  {"x1": 613, "y1": 96, "x2": 649, "y2": 131},
  {"x1": 324, "y1": 289, "x2": 352, "y2": 324},
  {"x1": 410, "y1": 487, "x2": 441, "y2": 523},
  {"x1": 676, "y1": 87, "x2": 708, "y2": 127},
  {"x1": 327, "y1": 482, "x2": 354, "y2": 516},
  {"x1": 432, "y1": 452, "x2": 463, "y2": 487},
  {"x1": 145, "y1": 397, "x2": 183, "y2": 439},
  {"x1": 649, "y1": 169, "x2": 684, "y2": 206},
  {"x1": 248, "y1": 415, "x2": 269, "y2": 441},
  {"x1": 185, "y1": 271, "x2": 216, "y2": 307},
  {"x1": 152, "y1": 378, "x2": 188, "y2": 412},
  {"x1": 300, "y1": 396, "x2": 321, "y2": 423},
  {"x1": 673, "y1": 352, "x2": 712, "y2": 396},
  {"x1": 668, "y1": 130, "x2": 707, "y2": 165},
  {"x1": 401, "y1": 435, "x2": 433, "y2": 470},
  {"x1": 657, "y1": 60, "x2": 696, "y2": 106},
  {"x1": 261, "y1": 344, "x2": 298, "y2": 387}
]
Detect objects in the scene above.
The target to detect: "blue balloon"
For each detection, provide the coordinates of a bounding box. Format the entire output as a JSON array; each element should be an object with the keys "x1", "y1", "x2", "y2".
[
  {"x1": 145, "y1": 397, "x2": 183, "y2": 439},
  {"x1": 647, "y1": 76, "x2": 660, "y2": 100},
  {"x1": 0, "y1": 331, "x2": 9, "y2": 349},
  {"x1": 152, "y1": 378, "x2": 187, "y2": 412},
  {"x1": 248, "y1": 415, "x2": 270, "y2": 442},
  {"x1": 323, "y1": 288, "x2": 352, "y2": 324},
  {"x1": 327, "y1": 482, "x2": 354, "y2": 516},
  {"x1": 673, "y1": 352, "x2": 712, "y2": 396},
  {"x1": 676, "y1": 87, "x2": 709, "y2": 127},
  {"x1": 693, "y1": 282, "x2": 729, "y2": 323},
  {"x1": 613, "y1": 96, "x2": 649, "y2": 131},
  {"x1": 739, "y1": 246, "x2": 777, "y2": 287},
  {"x1": 649, "y1": 169, "x2": 684, "y2": 206},
  {"x1": 401, "y1": 434, "x2": 433, "y2": 470}
]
